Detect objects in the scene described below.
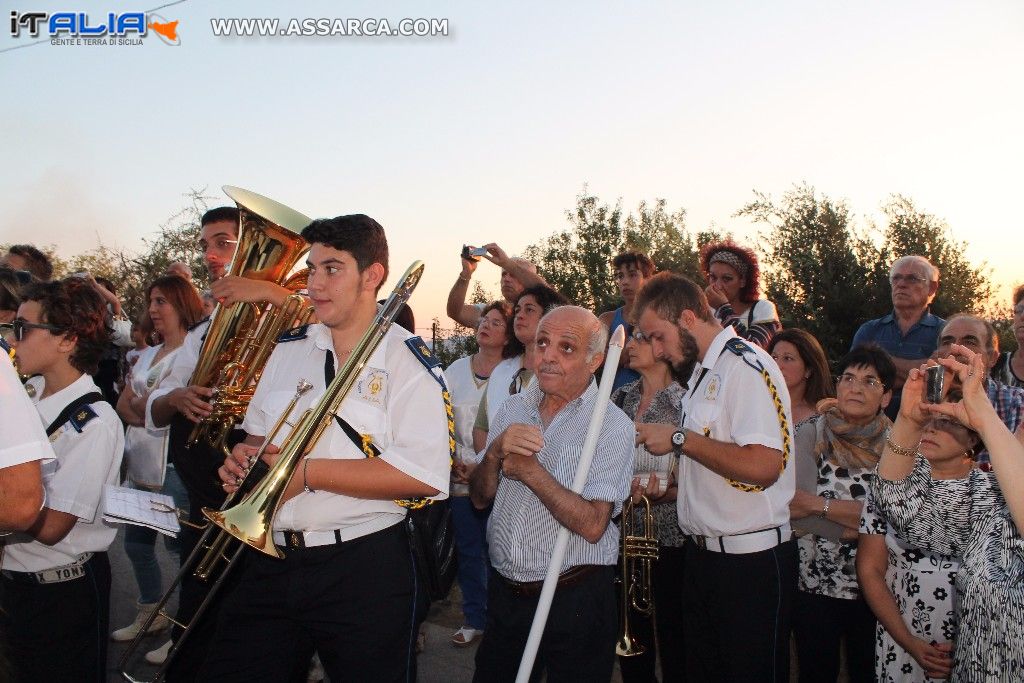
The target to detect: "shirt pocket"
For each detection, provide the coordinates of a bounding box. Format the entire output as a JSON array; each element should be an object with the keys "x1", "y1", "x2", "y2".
[{"x1": 685, "y1": 400, "x2": 722, "y2": 438}]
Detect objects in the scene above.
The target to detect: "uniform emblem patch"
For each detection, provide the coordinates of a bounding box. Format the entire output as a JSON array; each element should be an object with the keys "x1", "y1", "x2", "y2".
[
  {"x1": 356, "y1": 367, "x2": 387, "y2": 406},
  {"x1": 704, "y1": 373, "x2": 721, "y2": 401}
]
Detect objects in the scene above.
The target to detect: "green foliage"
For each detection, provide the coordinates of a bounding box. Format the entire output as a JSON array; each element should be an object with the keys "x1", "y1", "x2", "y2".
[
  {"x1": 523, "y1": 189, "x2": 714, "y2": 315},
  {"x1": 430, "y1": 317, "x2": 477, "y2": 369},
  {"x1": 741, "y1": 184, "x2": 996, "y2": 362}
]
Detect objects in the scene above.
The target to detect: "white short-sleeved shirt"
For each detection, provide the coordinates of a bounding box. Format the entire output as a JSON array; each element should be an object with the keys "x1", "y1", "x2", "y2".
[
  {"x1": 2, "y1": 373, "x2": 124, "y2": 572},
  {"x1": 241, "y1": 323, "x2": 451, "y2": 540},
  {"x1": 145, "y1": 318, "x2": 209, "y2": 430},
  {"x1": 677, "y1": 327, "x2": 795, "y2": 537},
  {"x1": 0, "y1": 351, "x2": 55, "y2": 470}
]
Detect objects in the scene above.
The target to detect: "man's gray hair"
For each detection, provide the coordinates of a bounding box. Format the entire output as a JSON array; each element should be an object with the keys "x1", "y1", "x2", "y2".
[
  {"x1": 587, "y1": 318, "x2": 609, "y2": 363},
  {"x1": 944, "y1": 313, "x2": 998, "y2": 355},
  {"x1": 890, "y1": 255, "x2": 939, "y2": 283}
]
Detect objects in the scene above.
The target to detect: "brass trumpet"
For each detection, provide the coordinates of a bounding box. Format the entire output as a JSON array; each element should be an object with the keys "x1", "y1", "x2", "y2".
[{"x1": 615, "y1": 494, "x2": 659, "y2": 657}]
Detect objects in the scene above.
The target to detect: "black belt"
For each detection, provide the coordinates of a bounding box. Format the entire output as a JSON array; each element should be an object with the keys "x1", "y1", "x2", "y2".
[{"x1": 499, "y1": 564, "x2": 604, "y2": 598}]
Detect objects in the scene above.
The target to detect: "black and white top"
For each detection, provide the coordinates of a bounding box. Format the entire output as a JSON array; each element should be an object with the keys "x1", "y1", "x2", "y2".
[
  {"x1": 610, "y1": 379, "x2": 685, "y2": 548},
  {"x1": 485, "y1": 380, "x2": 634, "y2": 582},
  {"x1": 870, "y1": 456, "x2": 1024, "y2": 682}
]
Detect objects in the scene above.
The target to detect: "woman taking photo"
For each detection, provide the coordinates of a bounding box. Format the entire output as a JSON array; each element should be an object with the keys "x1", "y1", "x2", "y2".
[
  {"x1": 446, "y1": 301, "x2": 519, "y2": 647},
  {"x1": 611, "y1": 328, "x2": 685, "y2": 683},
  {"x1": 857, "y1": 395, "x2": 975, "y2": 681},
  {"x1": 871, "y1": 347, "x2": 1024, "y2": 681},
  {"x1": 0, "y1": 277, "x2": 124, "y2": 682},
  {"x1": 789, "y1": 345, "x2": 894, "y2": 682},
  {"x1": 699, "y1": 240, "x2": 781, "y2": 349},
  {"x1": 111, "y1": 275, "x2": 203, "y2": 643},
  {"x1": 769, "y1": 328, "x2": 834, "y2": 427}
]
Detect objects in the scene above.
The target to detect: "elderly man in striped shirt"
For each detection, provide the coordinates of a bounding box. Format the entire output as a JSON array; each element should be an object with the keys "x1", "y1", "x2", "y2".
[{"x1": 469, "y1": 305, "x2": 634, "y2": 683}]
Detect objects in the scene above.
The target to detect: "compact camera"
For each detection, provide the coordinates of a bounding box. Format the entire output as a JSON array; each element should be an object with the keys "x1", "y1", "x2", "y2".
[{"x1": 461, "y1": 245, "x2": 488, "y2": 262}]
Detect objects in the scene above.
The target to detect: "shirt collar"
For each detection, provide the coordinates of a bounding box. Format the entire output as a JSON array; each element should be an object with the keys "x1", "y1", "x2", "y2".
[
  {"x1": 700, "y1": 326, "x2": 739, "y2": 367},
  {"x1": 520, "y1": 376, "x2": 598, "y2": 417},
  {"x1": 310, "y1": 323, "x2": 333, "y2": 352},
  {"x1": 32, "y1": 373, "x2": 100, "y2": 425},
  {"x1": 883, "y1": 309, "x2": 941, "y2": 327}
]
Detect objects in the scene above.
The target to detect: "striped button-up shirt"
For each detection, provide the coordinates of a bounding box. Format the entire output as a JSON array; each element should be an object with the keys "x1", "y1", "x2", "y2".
[
  {"x1": 977, "y1": 378, "x2": 1024, "y2": 465},
  {"x1": 485, "y1": 380, "x2": 634, "y2": 582}
]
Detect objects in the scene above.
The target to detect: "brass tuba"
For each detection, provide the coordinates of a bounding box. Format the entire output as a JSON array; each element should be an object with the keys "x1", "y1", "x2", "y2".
[
  {"x1": 615, "y1": 494, "x2": 659, "y2": 657},
  {"x1": 202, "y1": 261, "x2": 426, "y2": 557},
  {"x1": 187, "y1": 185, "x2": 314, "y2": 456}
]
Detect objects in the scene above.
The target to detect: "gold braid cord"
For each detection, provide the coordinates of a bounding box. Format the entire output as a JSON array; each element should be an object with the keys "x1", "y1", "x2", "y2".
[
  {"x1": 361, "y1": 387, "x2": 455, "y2": 511},
  {"x1": 726, "y1": 366, "x2": 791, "y2": 493}
]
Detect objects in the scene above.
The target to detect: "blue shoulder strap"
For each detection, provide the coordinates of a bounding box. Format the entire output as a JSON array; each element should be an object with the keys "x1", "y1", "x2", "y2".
[{"x1": 277, "y1": 324, "x2": 309, "y2": 343}]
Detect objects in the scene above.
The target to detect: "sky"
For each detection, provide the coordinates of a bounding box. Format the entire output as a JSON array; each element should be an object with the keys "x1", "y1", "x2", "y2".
[{"x1": 2, "y1": 0, "x2": 1022, "y2": 334}]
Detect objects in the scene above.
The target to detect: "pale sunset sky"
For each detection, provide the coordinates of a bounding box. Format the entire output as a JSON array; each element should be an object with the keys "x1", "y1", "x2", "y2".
[{"x1": 2, "y1": 0, "x2": 1021, "y2": 332}]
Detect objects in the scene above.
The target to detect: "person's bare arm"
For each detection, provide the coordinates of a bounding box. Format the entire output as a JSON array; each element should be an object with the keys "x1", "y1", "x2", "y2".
[
  {"x1": 857, "y1": 533, "x2": 952, "y2": 678},
  {"x1": 210, "y1": 277, "x2": 293, "y2": 308},
  {"x1": 25, "y1": 507, "x2": 78, "y2": 545},
  {"x1": 116, "y1": 381, "x2": 145, "y2": 427},
  {"x1": 636, "y1": 422, "x2": 783, "y2": 488},
  {"x1": 0, "y1": 461, "x2": 44, "y2": 531},
  {"x1": 482, "y1": 243, "x2": 548, "y2": 289},
  {"x1": 446, "y1": 257, "x2": 481, "y2": 328}
]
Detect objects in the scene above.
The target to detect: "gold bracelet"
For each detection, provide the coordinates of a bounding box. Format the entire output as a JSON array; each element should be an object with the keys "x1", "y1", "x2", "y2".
[{"x1": 885, "y1": 436, "x2": 919, "y2": 458}]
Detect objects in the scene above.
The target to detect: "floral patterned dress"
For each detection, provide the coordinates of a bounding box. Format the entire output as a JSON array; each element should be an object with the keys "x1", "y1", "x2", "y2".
[
  {"x1": 860, "y1": 487, "x2": 959, "y2": 682},
  {"x1": 870, "y1": 457, "x2": 1024, "y2": 682}
]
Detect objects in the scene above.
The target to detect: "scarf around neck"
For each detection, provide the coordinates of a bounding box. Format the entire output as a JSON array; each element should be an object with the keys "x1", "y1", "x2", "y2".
[{"x1": 813, "y1": 399, "x2": 891, "y2": 470}]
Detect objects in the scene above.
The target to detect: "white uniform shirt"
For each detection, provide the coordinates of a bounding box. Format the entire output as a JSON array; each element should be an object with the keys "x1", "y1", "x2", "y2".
[
  {"x1": 0, "y1": 351, "x2": 55, "y2": 469},
  {"x1": 677, "y1": 326, "x2": 795, "y2": 537},
  {"x1": 241, "y1": 323, "x2": 451, "y2": 540},
  {"x1": 2, "y1": 374, "x2": 124, "y2": 572},
  {"x1": 145, "y1": 318, "x2": 210, "y2": 430}
]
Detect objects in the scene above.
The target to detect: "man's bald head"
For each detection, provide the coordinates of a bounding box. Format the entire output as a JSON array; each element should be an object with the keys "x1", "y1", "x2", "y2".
[
  {"x1": 500, "y1": 257, "x2": 538, "y2": 301},
  {"x1": 535, "y1": 306, "x2": 607, "y2": 401}
]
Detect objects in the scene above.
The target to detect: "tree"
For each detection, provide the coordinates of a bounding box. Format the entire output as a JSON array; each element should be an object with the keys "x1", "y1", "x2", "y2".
[
  {"x1": 739, "y1": 184, "x2": 880, "y2": 361},
  {"x1": 523, "y1": 189, "x2": 710, "y2": 315}
]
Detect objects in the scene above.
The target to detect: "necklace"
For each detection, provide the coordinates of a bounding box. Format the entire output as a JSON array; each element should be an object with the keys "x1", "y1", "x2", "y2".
[{"x1": 470, "y1": 354, "x2": 490, "y2": 389}]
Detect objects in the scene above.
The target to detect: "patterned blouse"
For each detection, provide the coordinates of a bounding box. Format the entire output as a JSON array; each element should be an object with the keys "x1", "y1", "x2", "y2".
[
  {"x1": 610, "y1": 379, "x2": 686, "y2": 548},
  {"x1": 870, "y1": 456, "x2": 1024, "y2": 682}
]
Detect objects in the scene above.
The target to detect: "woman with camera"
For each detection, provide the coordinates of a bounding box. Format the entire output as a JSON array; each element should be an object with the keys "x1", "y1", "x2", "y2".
[{"x1": 870, "y1": 345, "x2": 1024, "y2": 680}]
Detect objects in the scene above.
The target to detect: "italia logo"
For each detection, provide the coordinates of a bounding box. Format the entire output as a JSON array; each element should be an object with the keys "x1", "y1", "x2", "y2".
[{"x1": 9, "y1": 10, "x2": 180, "y2": 45}]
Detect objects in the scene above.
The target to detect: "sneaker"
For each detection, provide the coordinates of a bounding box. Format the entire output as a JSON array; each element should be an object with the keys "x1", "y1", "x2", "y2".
[
  {"x1": 145, "y1": 640, "x2": 172, "y2": 665},
  {"x1": 450, "y1": 626, "x2": 484, "y2": 647},
  {"x1": 111, "y1": 601, "x2": 168, "y2": 642},
  {"x1": 307, "y1": 652, "x2": 325, "y2": 683}
]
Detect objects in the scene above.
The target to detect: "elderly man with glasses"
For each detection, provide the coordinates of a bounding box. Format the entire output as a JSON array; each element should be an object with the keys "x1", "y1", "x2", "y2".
[{"x1": 851, "y1": 255, "x2": 945, "y2": 419}]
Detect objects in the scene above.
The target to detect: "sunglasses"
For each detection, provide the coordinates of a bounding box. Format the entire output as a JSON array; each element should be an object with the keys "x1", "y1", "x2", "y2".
[{"x1": 1, "y1": 318, "x2": 66, "y2": 342}]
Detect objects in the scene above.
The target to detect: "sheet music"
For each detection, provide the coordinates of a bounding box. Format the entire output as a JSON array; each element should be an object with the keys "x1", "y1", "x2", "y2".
[{"x1": 102, "y1": 485, "x2": 181, "y2": 537}]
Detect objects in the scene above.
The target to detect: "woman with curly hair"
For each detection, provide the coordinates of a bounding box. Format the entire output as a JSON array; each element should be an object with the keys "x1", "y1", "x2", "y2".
[
  {"x1": 700, "y1": 240, "x2": 781, "y2": 349},
  {"x1": 0, "y1": 277, "x2": 125, "y2": 682}
]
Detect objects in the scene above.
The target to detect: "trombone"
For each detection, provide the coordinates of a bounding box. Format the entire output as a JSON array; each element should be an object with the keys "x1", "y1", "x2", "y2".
[
  {"x1": 118, "y1": 380, "x2": 313, "y2": 683},
  {"x1": 615, "y1": 494, "x2": 659, "y2": 658}
]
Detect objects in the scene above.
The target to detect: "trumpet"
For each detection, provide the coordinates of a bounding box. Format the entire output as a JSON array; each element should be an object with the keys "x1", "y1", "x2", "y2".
[{"x1": 615, "y1": 494, "x2": 659, "y2": 658}]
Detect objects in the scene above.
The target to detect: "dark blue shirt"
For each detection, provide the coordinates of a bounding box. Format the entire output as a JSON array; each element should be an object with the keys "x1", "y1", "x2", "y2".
[{"x1": 851, "y1": 310, "x2": 945, "y2": 419}]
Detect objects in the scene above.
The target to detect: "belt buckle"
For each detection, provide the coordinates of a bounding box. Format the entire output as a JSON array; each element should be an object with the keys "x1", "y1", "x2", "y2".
[{"x1": 287, "y1": 531, "x2": 305, "y2": 549}]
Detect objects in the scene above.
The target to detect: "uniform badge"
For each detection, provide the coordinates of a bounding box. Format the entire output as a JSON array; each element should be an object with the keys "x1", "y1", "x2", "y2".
[
  {"x1": 704, "y1": 373, "x2": 721, "y2": 401},
  {"x1": 356, "y1": 367, "x2": 387, "y2": 407}
]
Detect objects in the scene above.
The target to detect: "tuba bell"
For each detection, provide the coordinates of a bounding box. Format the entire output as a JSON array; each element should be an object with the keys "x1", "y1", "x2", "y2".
[{"x1": 187, "y1": 185, "x2": 314, "y2": 456}]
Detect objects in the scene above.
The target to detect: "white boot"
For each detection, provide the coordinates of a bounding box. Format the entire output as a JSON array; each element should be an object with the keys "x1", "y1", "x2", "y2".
[
  {"x1": 111, "y1": 601, "x2": 169, "y2": 642},
  {"x1": 145, "y1": 640, "x2": 173, "y2": 665}
]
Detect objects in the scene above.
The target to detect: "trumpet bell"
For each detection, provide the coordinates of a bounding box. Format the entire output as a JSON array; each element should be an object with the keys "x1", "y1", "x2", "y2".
[{"x1": 615, "y1": 633, "x2": 646, "y2": 658}]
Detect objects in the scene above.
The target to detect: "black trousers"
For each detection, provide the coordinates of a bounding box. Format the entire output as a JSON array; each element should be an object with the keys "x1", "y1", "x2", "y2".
[
  {"x1": 682, "y1": 538, "x2": 798, "y2": 683},
  {"x1": 0, "y1": 552, "x2": 111, "y2": 683},
  {"x1": 197, "y1": 522, "x2": 421, "y2": 683},
  {"x1": 618, "y1": 544, "x2": 687, "y2": 683},
  {"x1": 473, "y1": 565, "x2": 617, "y2": 683},
  {"x1": 792, "y1": 591, "x2": 876, "y2": 683}
]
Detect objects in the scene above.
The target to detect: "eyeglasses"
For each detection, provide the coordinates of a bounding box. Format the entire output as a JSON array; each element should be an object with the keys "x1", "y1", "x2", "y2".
[
  {"x1": 631, "y1": 329, "x2": 649, "y2": 343},
  {"x1": 478, "y1": 317, "x2": 507, "y2": 329},
  {"x1": 836, "y1": 373, "x2": 884, "y2": 390},
  {"x1": 1, "y1": 319, "x2": 66, "y2": 342},
  {"x1": 1014, "y1": 303, "x2": 1024, "y2": 316},
  {"x1": 889, "y1": 273, "x2": 928, "y2": 286}
]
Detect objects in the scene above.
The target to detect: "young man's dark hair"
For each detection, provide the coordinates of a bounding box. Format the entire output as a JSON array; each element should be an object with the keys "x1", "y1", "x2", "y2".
[
  {"x1": 612, "y1": 251, "x2": 655, "y2": 278},
  {"x1": 301, "y1": 214, "x2": 390, "y2": 290},
  {"x1": 838, "y1": 344, "x2": 898, "y2": 394},
  {"x1": 201, "y1": 206, "x2": 240, "y2": 228},
  {"x1": 0, "y1": 266, "x2": 22, "y2": 315},
  {"x1": 20, "y1": 278, "x2": 111, "y2": 374},
  {"x1": 634, "y1": 271, "x2": 714, "y2": 324},
  {"x1": 6, "y1": 245, "x2": 53, "y2": 282}
]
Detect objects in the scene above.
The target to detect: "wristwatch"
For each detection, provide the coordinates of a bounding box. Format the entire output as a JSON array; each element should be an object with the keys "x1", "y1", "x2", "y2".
[{"x1": 671, "y1": 429, "x2": 687, "y2": 454}]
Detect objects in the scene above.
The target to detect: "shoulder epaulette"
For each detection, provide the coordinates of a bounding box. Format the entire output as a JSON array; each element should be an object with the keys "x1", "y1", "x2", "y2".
[
  {"x1": 277, "y1": 324, "x2": 309, "y2": 343},
  {"x1": 722, "y1": 337, "x2": 764, "y2": 373},
  {"x1": 187, "y1": 315, "x2": 211, "y2": 333},
  {"x1": 68, "y1": 404, "x2": 99, "y2": 433},
  {"x1": 405, "y1": 336, "x2": 440, "y2": 371}
]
